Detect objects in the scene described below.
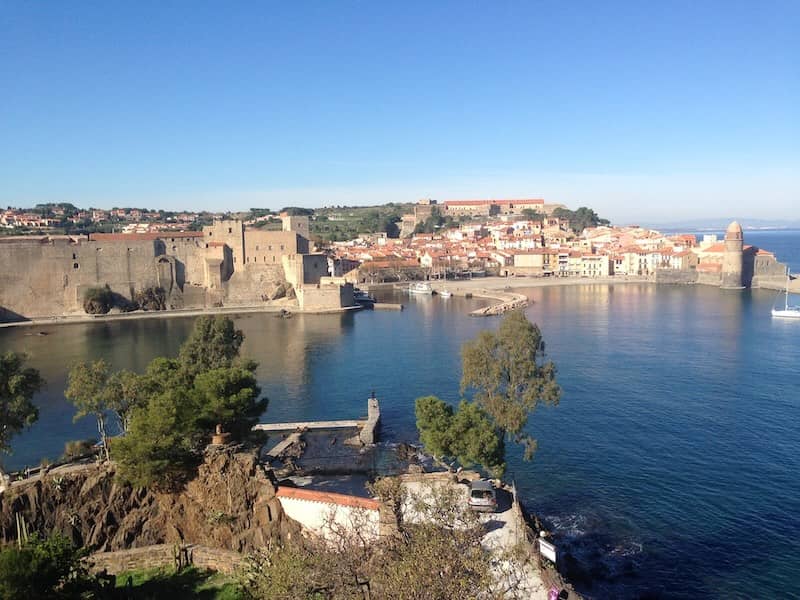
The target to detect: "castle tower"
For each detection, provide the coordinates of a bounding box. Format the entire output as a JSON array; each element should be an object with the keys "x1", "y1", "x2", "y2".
[
  {"x1": 280, "y1": 212, "x2": 310, "y2": 238},
  {"x1": 721, "y1": 221, "x2": 744, "y2": 289}
]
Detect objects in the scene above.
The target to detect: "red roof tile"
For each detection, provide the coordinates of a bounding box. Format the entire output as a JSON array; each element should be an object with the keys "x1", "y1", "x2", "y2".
[
  {"x1": 90, "y1": 232, "x2": 203, "y2": 241},
  {"x1": 276, "y1": 486, "x2": 380, "y2": 510}
]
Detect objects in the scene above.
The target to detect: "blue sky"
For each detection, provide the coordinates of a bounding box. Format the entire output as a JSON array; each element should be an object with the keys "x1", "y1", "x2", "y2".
[{"x1": 1, "y1": 1, "x2": 797, "y2": 223}]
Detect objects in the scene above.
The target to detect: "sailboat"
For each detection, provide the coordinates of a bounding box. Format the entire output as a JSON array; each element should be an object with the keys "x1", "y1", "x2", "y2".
[{"x1": 771, "y1": 269, "x2": 800, "y2": 319}]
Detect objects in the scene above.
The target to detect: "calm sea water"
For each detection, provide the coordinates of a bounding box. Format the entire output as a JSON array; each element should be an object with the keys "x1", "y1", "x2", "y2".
[{"x1": 2, "y1": 232, "x2": 799, "y2": 599}]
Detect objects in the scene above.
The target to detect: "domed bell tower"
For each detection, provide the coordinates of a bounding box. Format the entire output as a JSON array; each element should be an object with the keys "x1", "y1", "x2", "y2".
[{"x1": 721, "y1": 221, "x2": 744, "y2": 289}]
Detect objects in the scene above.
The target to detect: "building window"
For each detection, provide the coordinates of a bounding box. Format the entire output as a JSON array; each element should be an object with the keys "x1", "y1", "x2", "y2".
[
  {"x1": 72, "y1": 253, "x2": 76, "y2": 259},
  {"x1": 280, "y1": 245, "x2": 284, "y2": 251},
  {"x1": 228, "y1": 227, "x2": 232, "y2": 234},
  {"x1": 268, "y1": 245, "x2": 272, "y2": 251},
  {"x1": 73, "y1": 263, "x2": 79, "y2": 269},
  {"x1": 255, "y1": 245, "x2": 259, "y2": 251}
]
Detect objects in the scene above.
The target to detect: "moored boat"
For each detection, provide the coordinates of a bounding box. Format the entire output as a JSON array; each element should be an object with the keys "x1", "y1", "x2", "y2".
[
  {"x1": 439, "y1": 289, "x2": 453, "y2": 298},
  {"x1": 353, "y1": 288, "x2": 376, "y2": 306},
  {"x1": 771, "y1": 269, "x2": 800, "y2": 319},
  {"x1": 408, "y1": 282, "x2": 433, "y2": 295}
]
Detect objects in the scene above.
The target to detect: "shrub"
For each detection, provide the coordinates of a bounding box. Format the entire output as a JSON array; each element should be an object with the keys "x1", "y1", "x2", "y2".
[
  {"x1": 62, "y1": 438, "x2": 98, "y2": 461},
  {"x1": 82, "y1": 285, "x2": 113, "y2": 314},
  {"x1": 134, "y1": 287, "x2": 166, "y2": 311}
]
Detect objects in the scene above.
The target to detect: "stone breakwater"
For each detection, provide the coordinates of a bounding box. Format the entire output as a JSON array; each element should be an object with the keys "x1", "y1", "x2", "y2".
[{"x1": 467, "y1": 289, "x2": 529, "y2": 316}]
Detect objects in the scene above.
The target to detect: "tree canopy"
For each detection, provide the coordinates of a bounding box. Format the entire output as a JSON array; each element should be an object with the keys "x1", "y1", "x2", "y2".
[
  {"x1": 177, "y1": 315, "x2": 245, "y2": 380},
  {"x1": 112, "y1": 315, "x2": 267, "y2": 488},
  {"x1": 415, "y1": 396, "x2": 505, "y2": 477},
  {"x1": 65, "y1": 360, "x2": 112, "y2": 461},
  {"x1": 0, "y1": 352, "x2": 43, "y2": 455},
  {"x1": 0, "y1": 534, "x2": 102, "y2": 600},
  {"x1": 461, "y1": 310, "x2": 561, "y2": 460},
  {"x1": 551, "y1": 206, "x2": 610, "y2": 234}
]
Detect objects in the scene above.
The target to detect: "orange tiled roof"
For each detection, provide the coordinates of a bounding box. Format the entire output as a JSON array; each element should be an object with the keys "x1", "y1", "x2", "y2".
[
  {"x1": 443, "y1": 198, "x2": 544, "y2": 206},
  {"x1": 276, "y1": 486, "x2": 380, "y2": 510},
  {"x1": 89, "y1": 232, "x2": 203, "y2": 241}
]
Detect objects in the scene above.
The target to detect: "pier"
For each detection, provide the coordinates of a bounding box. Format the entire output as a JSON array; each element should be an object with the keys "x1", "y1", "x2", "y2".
[{"x1": 253, "y1": 395, "x2": 381, "y2": 446}]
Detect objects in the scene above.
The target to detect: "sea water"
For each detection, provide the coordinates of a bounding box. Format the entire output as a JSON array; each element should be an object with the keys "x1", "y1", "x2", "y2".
[{"x1": 2, "y1": 231, "x2": 799, "y2": 598}]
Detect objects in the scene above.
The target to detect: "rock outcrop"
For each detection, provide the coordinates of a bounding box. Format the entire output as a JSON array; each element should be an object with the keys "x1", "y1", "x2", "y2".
[{"x1": 0, "y1": 446, "x2": 298, "y2": 552}]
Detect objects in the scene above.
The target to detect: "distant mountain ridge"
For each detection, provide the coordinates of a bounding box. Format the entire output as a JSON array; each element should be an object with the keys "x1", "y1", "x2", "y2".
[{"x1": 642, "y1": 218, "x2": 800, "y2": 231}]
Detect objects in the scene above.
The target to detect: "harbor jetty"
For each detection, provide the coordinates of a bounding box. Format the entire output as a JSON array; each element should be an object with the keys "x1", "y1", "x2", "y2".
[
  {"x1": 254, "y1": 393, "x2": 381, "y2": 447},
  {"x1": 468, "y1": 289, "x2": 529, "y2": 316}
]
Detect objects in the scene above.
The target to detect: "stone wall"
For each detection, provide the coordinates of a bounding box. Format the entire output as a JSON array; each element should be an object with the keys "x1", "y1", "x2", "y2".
[
  {"x1": 0, "y1": 237, "x2": 165, "y2": 317},
  {"x1": 88, "y1": 543, "x2": 244, "y2": 575},
  {"x1": 296, "y1": 281, "x2": 354, "y2": 310},
  {"x1": 275, "y1": 486, "x2": 381, "y2": 542},
  {"x1": 0, "y1": 222, "x2": 375, "y2": 321},
  {"x1": 654, "y1": 269, "x2": 699, "y2": 285}
]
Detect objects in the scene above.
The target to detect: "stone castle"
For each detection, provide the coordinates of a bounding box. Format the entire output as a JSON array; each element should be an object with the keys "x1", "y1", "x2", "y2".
[{"x1": 0, "y1": 214, "x2": 354, "y2": 322}]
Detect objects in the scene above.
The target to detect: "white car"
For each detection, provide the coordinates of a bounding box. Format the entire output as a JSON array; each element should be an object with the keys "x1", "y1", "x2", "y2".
[{"x1": 468, "y1": 480, "x2": 497, "y2": 512}]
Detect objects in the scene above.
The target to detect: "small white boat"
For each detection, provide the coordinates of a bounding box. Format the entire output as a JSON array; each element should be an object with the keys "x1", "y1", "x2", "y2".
[
  {"x1": 439, "y1": 289, "x2": 453, "y2": 298},
  {"x1": 408, "y1": 282, "x2": 433, "y2": 295},
  {"x1": 771, "y1": 269, "x2": 800, "y2": 319}
]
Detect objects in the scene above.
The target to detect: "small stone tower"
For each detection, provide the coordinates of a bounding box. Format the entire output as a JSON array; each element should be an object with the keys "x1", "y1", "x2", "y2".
[{"x1": 721, "y1": 221, "x2": 744, "y2": 289}]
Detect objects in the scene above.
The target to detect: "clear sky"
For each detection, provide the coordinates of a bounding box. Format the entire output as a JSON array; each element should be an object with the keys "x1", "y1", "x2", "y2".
[{"x1": 1, "y1": 1, "x2": 798, "y2": 223}]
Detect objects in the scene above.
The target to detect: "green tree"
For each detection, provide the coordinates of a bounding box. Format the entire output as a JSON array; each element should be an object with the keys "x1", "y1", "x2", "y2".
[
  {"x1": 521, "y1": 207, "x2": 543, "y2": 220},
  {"x1": 414, "y1": 395, "x2": 454, "y2": 458},
  {"x1": 415, "y1": 396, "x2": 505, "y2": 477},
  {"x1": 461, "y1": 310, "x2": 560, "y2": 460},
  {"x1": 112, "y1": 316, "x2": 263, "y2": 488},
  {"x1": 551, "y1": 206, "x2": 610, "y2": 234},
  {"x1": 0, "y1": 352, "x2": 44, "y2": 456},
  {"x1": 447, "y1": 401, "x2": 505, "y2": 477},
  {"x1": 82, "y1": 285, "x2": 114, "y2": 314},
  {"x1": 134, "y1": 286, "x2": 166, "y2": 311},
  {"x1": 104, "y1": 369, "x2": 146, "y2": 433},
  {"x1": 279, "y1": 206, "x2": 314, "y2": 216},
  {"x1": 178, "y1": 316, "x2": 244, "y2": 379},
  {"x1": 65, "y1": 360, "x2": 112, "y2": 461},
  {"x1": 112, "y1": 387, "x2": 200, "y2": 489},
  {"x1": 193, "y1": 366, "x2": 268, "y2": 438},
  {"x1": 0, "y1": 534, "x2": 99, "y2": 600}
]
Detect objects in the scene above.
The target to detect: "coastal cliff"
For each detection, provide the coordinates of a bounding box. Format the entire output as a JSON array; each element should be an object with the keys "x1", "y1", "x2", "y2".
[{"x1": 0, "y1": 446, "x2": 298, "y2": 552}]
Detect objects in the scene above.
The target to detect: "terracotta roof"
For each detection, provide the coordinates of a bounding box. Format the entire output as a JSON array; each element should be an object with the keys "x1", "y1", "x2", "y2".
[
  {"x1": 89, "y1": 232, "x2": 203, "y2": 241},
  {"x1": 276, "y1": 486, "x2": 380, "y2": 510},
  {"x1": 443, "y1": 198, "x2": 544, "y2": 206}
]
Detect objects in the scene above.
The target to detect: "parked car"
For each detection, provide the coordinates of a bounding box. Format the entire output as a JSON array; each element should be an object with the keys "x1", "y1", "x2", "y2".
[{"x1": 468, "y1": 480, "x2": 497, "y2": 512}]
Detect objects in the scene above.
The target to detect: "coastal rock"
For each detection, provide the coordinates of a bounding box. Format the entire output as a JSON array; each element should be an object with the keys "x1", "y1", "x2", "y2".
[{"x1": 0, "y1": 446, "x2": 298, "y2": 553}]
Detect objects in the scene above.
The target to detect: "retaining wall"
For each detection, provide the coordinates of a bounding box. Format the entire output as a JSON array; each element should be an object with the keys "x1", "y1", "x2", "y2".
[{"x1": 88, "y1": 543, "x2": 244, "y2": 575}]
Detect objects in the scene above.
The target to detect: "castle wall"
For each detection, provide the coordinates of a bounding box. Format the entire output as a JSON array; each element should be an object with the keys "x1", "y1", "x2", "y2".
[
  {"x1": 0, "y1": 221, "x2": 381, "y2": 321},
  {"x1": 0, "y1": 237, "x2": 167, "y2": 318},
  {"x1": 244, "y1": 230, "x2": 308, "y2": 267},
  {"x1": 296, "y1": 280, "x2": 354, "y2": 311},
  {"x1": 203, "y1": 220, "x2": 246, "y2": 267},
  {"x1": 750, "y1": 253, "x2": 789, "y2": 289},
  {"x1": 654, "y1": 269, "x2": 699, "y2": 284},
  {"x1": 223, "y1": 264, "x2": 287, "y2": 305}
]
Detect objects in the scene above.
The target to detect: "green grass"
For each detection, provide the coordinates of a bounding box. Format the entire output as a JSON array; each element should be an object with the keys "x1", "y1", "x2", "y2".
[{"x1": 114, "y1": 566, "x2": 242, "y2": 600}]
